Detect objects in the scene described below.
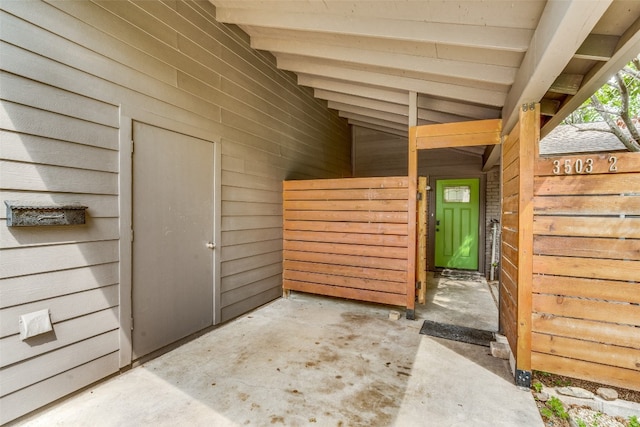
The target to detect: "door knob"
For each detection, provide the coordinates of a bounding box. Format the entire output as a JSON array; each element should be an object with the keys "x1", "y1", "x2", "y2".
[{"x1": 206, "y1": 242, "x2": 216, "y2": 249}]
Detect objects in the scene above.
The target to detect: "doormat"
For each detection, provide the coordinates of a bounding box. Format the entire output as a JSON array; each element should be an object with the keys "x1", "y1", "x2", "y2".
[
  {"x1": 434, "y1": 269, "x2": 484, "y2": 282},
  {"x1": 419, "y1": 320, "x2": 495, "y2": 347}
]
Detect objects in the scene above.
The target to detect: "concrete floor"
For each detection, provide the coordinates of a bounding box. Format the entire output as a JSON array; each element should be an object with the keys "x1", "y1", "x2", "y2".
[{"x1": 14, "y1": 273, "x2": 543, "y2": 427}]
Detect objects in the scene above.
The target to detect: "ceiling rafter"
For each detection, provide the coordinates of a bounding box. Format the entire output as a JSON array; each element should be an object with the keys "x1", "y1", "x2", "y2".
[
  {"x1": 277, "y1": 56, "x2": 507, "y2": 106},
  {"x1": 214, "y1": 7, "x2": 533, "y2": 52},
  {"x1": 541, "y1": 15, "x2": 640, "y2": 138},
  {"x1": 251, "y1": 36, "x2": 517, "y2": 85},
  {"x1": 501, "y1": 0, "x2": 613, "y2": 134}
]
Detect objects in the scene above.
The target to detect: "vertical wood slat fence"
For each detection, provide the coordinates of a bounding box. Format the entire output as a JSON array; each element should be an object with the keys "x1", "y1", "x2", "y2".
[
  {"x1": 283, "y1": 177, "x2": 411, "y2": 308},
  {"x1": 531, "y1": 151, "x2": 640, "y2": 391}
]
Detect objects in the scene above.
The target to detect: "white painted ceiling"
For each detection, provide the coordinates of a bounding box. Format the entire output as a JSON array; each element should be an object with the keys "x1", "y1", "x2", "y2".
[{"x1": 209, "y1": 1, "x2": 640, "y2": 142}]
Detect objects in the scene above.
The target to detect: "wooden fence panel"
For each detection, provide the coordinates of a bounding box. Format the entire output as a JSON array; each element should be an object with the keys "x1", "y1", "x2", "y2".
[
  {"x1": 531, "y1": 151, "x2": 640, "y2": 391},
  {"x1": 283, "y1": 177, "x2": 410, "y2": 309}
]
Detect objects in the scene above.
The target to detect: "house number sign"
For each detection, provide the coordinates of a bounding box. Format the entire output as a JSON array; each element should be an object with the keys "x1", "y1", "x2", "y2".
[{"x1": 551, "y1": 155, "x2": 618, "y2": 175}]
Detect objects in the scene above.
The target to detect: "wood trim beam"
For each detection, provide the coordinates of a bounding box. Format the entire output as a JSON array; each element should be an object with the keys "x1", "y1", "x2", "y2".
[
  {"x1": 515, "y1": 103, "x2": 540, "y2": 374},
  {"x1": 252, "y1": 36, "x2": 517, "y2": 85},
  {"x1": 574, "y1": 34, "x2": 620, "y2": 61},
  {"x1": 299, "y1": 75, "x2": 408, "y2": 105},
  {"x1": 348, "y1": 120, "x2": 408, "y2": 138},
  {"x1": 215, "y1": 7, "x2": 533, "y2": 52},
  {"x1": 339, "y1": 112, "x2": 409, "y2": 132},
  {"x1": 501, "y1": 0, "x2": 613, "y2": 135},
  {"x1": 316, "y1": 90, "x2": 407, "y2": 116},
  {"x1": 331, "y1": 101, "x2": 407, "y2": 125},
  {"x1": 541, "y1": 16, "x2": 640, "y2": 138},
  {"x1": 278, "y1": 56, "x2": 507, "y2": 106},
  {"x1": 414, "y1": 119, "x2": 502, "y2": 150}
]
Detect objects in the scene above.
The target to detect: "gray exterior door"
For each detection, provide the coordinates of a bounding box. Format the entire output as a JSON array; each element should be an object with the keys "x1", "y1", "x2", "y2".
[{"x1": 132, "y1": 122, "x2": 215, "y2": 359}]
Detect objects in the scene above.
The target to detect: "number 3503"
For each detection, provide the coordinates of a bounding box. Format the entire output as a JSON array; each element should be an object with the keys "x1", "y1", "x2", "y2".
[{"x1": 552, "y1": 156, "x2": 618, "y2": 175}]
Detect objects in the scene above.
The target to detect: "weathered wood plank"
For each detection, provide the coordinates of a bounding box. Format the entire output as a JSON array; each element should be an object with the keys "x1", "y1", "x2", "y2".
[
  {"x1": 534, "y1": 194, "x2": 640, "y2": 215},
  {"x1": 416, "y1": 131, "x2": 501, "y2": 150},
  {"x1": 502, "y1": 195, "x2": 519, "y2": 215},
  {"x1": 532, "y1": 313, "x2": 640, "y2": 349},
  {"x1": 284, "y1": 270, "x2": 405, "y2": 294},
  {"x1": 536, "y1": 152, "x2": 640, "y2": 176},
  {"x1": 283, "y1": 176, "x2": 408, "y2": 191},
  {"x1": 533, "y1": 235, "x2": 640, "y2": 260},
  {"x1": 414, "y1": 118, "x2": 501, "y2": 138},
  {"x1": 533, "y1": 255, "x2": 640, "y2": 282},
  {"x1": 532, "y1": 332, "x2": 640, "y2": 371},
  {"x1": 284, "y1": 220, "x2": 407, "y2": 236},
  {"x1": 284, "y1": 199, "x2": 408, "y2": 212},
  {"x1": 533, "y1": 216, "x2": 640, "y2": 238},
  {"x1": 502, "y1": 174, "x2": 519, "y2": 199},
  {"x1": 533, "y1": 293, "x2": 640, "y2": 326},
  {"x1": 284, "y1": 260, "x2": 406, "y2": 283},
  {"x1": 283, "y1": 240, "x2": 406, "y2": 259},
  {"x1": 533, "y1": 275, "x2": 640, "y2": 304},
  {"x1": 531, "y1": 352, "x2": 640, "y2": 392},
  {"x1": 284, "y1": 280, "x2": 406, "y2": 307},
  {"x1": 284, "y1": 230, "x2": 408, "y2": 247},
  {"x1": 284, "y1": 210, "x2": 408, "y2": 223},
  {"x1": 417, "y1": 176, "x2": 428, "y2": 305},
  {"x1": 534, "y1": 173, "x2": 640, "y2": 196},
  {"x1": 502, "y1": 158, "x2": 520, "y2": 183},
  {"x1": 283, "y1": 188, "x2": 408, "y2": 201},
  {"x1": 284, "y1": 250, "x2": 407, "y2": 272}
]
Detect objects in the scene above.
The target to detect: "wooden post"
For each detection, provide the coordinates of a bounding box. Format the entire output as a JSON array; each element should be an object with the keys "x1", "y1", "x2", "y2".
[
  {"x1": 515, "y1": 103, "x2": 539, "y2": 387},
  {"x1": 417, "y1": 177, "x2": 428, "y2": 304},
  {"x1": 407, "y1": 126, "x2": 418, "y2": 319}
]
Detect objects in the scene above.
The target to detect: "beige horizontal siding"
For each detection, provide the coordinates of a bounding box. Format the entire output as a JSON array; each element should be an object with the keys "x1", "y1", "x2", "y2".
[{"x1": 1, "y1": 0, "x2": 349, "y2": 421}]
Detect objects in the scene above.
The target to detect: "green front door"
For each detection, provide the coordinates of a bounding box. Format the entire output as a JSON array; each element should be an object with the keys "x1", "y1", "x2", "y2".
[{"x1": 435, "y1": 178, "x2": 480, "y2": 270}]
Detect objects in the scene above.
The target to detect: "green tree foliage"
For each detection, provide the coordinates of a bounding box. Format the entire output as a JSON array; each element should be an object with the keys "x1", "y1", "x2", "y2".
[{"x1": 563, "y1": 56, "x2": 640, "y2": 151}]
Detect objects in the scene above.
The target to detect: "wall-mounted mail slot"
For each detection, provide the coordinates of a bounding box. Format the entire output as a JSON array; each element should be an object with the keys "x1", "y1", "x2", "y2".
[{"x1": 5, "y1": 201, "x2": 88, "y2": 227}]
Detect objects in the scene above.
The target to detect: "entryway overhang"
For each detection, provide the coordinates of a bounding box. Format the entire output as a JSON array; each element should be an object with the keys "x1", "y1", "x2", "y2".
[{"x1": 209, "y1": 0, "x2": 640, "y2": 145}]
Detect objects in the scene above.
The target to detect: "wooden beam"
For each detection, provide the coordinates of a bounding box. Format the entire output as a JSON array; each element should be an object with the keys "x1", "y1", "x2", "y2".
[
  {"x1": 414, "y1": 119, "x2": 502, "y2": 150},
  {"x1": 417, "y1": 177, "x2": 427, "y2": 305},
  {"x1": 482, "y1": 144, "x2": 501, "y2": 171},
  {"x1": 516, "y1": 103, "x2": 540, "y2": 377},
  {"x1": 348, "y1": 120, "x2": 408, "y2": 138},
  {"x1": 407, "y1": 126, "x2": 418, "y2": 318},
  {"x1": 541, "y1": 16, "x2": 640, "y2": 138},
  {"x1": 252, "y1": 36, "x2": 517, "y2": 85},
  {"x1": 501, "y1": 0, "x2": 612, "y2": 135},
  {"x1": 574, "y1": 34, "x2": 619, "y2": 61},
  {"x1": 277, "y1": 55, "x2": 507, "y2": 106},
  {"x1": 548, "y1": 73, "x2": 584, "y2": 95},
  {"x1": 408, "y1": 92, "x2": 417, "y2": 127},
  {"x1": 215, "y1": 7, "x2": 533, "y2": 52},
  {"x1": 299, "y1": 75, "x2": 408, "y2": 105}
]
